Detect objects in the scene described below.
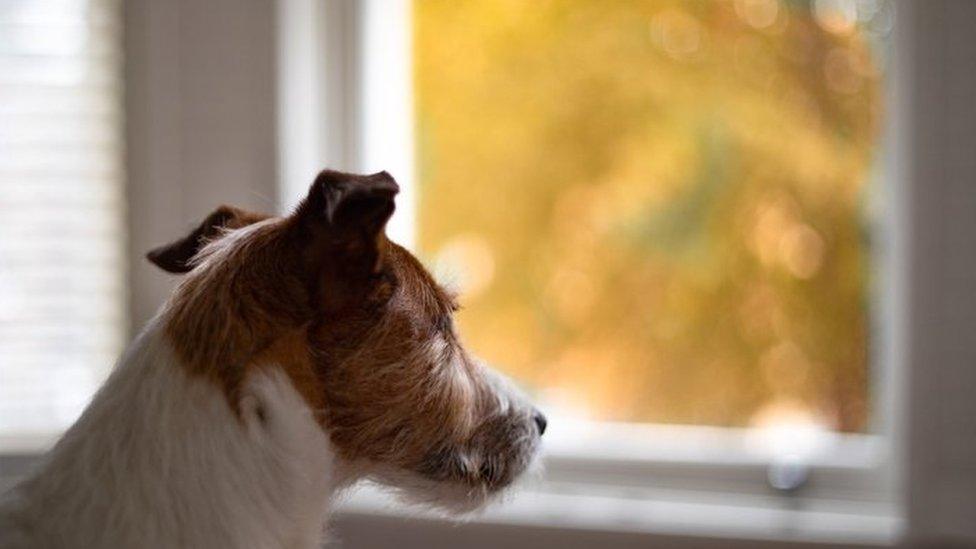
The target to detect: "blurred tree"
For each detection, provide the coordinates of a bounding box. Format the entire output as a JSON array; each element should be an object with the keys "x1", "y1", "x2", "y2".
[{"x1": 416, "y1": 0, "x2": 883, "y2": 432}]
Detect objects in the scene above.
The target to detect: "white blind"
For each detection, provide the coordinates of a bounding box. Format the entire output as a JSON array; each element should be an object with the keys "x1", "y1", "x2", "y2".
[{"x1": 0, "y1": 0, "x2": 125, "y2": 438}]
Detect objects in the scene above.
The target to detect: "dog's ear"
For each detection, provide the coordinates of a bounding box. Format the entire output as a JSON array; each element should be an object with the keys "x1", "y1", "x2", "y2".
[
  {"x1": 296, "y1": 169, "x2": 399, "y2": 271},
  {"x1": 292, "y1": 170, "x2": 399, "y2": 311},
  {"x1": 146, "y1": 206, "x2": 270, "y2": 273}
]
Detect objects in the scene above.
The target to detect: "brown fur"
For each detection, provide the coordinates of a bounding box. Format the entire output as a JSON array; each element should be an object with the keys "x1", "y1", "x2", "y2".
[{"x1": 147, "y1": 170, "x2": 538, "y2": 494}]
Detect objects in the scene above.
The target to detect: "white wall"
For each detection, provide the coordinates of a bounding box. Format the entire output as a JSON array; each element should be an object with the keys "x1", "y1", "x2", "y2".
[
  {"x1": 900, "y1": 1, "x2": 976, "y2": 546},
  {"x1": 124, "y1": 0, "x2": 279, "y2": 332}
]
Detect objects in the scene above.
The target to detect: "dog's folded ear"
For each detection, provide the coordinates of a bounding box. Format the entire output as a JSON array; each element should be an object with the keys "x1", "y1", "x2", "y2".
[
  {"x1": 147, "y1": 206, "x2": 270, "y2": 273},
  {"x1": 301, "y1": 169, "x2": 399, "y2": 239},
  {"x1": 292, "y1": 170, "x2": 399, "y2": 309},
  {"x1": 297, "y1": 169, "x2": 398, "y2": 267}
]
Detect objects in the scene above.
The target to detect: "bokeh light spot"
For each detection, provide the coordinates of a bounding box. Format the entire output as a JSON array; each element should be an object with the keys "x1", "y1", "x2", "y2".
[
  {"x1": 651, "y1": 9, "x2": 703, "y2": 59},
  {"x1": 735, "y1": 0, "x2": 780, "y2": 30},
  {"x1": 434, "y1": 234, "x2": 496, "y2": 300},
  {"x1": 813, "y1": 0, "x2": 858, "y2": 35},
  {"x1": 779, "y1": 223, "x2": 826, "y2": 279}
]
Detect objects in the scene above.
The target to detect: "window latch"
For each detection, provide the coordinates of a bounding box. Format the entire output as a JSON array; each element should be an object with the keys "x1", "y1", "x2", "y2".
[{"x1": 767, "y1": 454, "x2": 811, "y2": 493}]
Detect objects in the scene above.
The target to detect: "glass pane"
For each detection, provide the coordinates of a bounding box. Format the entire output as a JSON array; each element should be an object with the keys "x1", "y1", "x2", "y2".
[{"x1": 414, "y1": 0, "x2": 888, "y2": 432}]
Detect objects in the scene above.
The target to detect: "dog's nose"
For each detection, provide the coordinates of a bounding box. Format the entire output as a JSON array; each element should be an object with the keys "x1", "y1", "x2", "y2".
[{"x1": 532, "y1": 410, "x2": 548, "y2": 436}]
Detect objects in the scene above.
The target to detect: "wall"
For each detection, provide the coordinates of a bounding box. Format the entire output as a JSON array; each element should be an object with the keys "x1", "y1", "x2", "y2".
[
  {"x1": 124, "y1": 0, "x2": 279, "y2": 332},
  {"x1": 901, "y1": 1, "x2": 976, "y2": 546}
]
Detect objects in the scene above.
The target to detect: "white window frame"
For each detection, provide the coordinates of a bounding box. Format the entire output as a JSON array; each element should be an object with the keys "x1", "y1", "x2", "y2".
[
  {"x1": 277, "y1": 0, "x2": 415, "y2": 248},
  {"x1": 276, "y1": 1, "x2": 906, "y2": 546}
]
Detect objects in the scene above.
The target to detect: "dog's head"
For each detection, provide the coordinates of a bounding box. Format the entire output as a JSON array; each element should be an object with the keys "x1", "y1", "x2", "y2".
[{"x1": 147, "y1": 170, "x2": 545, "y2": 511}]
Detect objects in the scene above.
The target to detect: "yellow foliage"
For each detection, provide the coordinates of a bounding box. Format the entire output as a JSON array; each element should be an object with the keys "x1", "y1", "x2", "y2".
[{"x1": 416, "y1": 0, "x2": 882, "y2": 431}]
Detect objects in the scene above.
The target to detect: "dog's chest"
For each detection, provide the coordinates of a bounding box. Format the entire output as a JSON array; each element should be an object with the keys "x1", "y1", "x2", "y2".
[{"x1": 0, "y1": 326, "x2": 336, "y2": 549}]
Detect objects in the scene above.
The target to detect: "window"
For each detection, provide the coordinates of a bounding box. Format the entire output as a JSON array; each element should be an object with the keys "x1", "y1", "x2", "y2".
[
  {"x1": 414, "y1": 0, "x2": 890, "y2": 434},
  {"x1": 282, "y1": 0, "x2": 893, "y2": 439},
  {"x1": 0, "y1": 0, "x2": 125, "y2": 442},
  {"x1": 280, "y1": 1, "x2": 902, "y2": 540}
]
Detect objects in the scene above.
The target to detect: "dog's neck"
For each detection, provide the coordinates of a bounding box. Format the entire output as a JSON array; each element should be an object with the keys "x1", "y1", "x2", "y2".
[{"x1": 1, "y1": 318, "x2": 337, "y2": 549}]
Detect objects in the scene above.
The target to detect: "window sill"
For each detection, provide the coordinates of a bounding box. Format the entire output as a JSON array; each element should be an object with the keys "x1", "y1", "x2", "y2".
[
  {"x1": 334, "y1": 478, "x2": 901, "y2": 548},
  {"x1": 538, "y1": 419, "x2": 895, "y2": 501},
  {"x1": 334, "y1": 419, "x2": 902, "y2": 548}
]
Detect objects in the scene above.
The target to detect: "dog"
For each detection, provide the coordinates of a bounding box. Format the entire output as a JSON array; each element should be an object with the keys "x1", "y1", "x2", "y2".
[{"x1": 0, "y1": 170, "x2": 546, "y2": 548}]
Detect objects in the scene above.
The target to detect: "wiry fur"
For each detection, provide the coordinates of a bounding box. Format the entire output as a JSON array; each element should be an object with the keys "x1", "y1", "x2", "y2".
[{"x1": 0, "y1": 170, "x2": 544, "y2": 548}]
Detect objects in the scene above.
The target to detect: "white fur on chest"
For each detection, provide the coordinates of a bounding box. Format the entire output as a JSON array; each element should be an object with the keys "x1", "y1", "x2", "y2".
[{"x1": 0, "y1": 322, "x2": 335, "y2": 549}]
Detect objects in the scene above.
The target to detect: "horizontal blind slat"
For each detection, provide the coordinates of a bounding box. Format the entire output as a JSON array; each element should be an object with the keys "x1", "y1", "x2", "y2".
[{"x1": 0, "y1": 0, "x2": 124, "y2": 436}]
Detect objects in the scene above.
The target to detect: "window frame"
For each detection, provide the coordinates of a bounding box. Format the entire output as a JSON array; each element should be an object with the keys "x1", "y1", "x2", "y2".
[{"x1": 276, "y1": 1, "x2": 906, "y2": 545}]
